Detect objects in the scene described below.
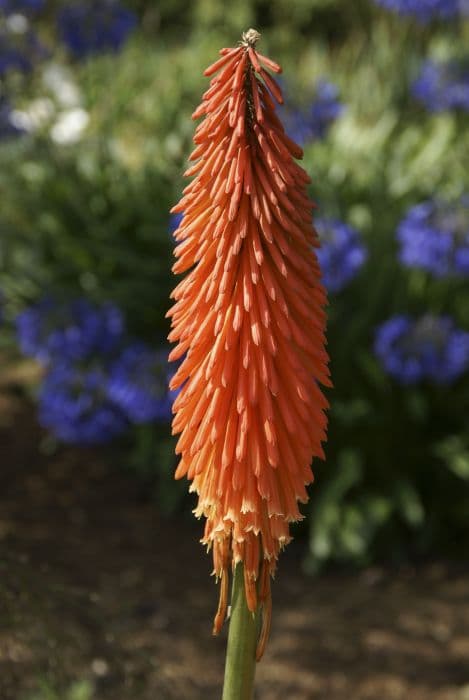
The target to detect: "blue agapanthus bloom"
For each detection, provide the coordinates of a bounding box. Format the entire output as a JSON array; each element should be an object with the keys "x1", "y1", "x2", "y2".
[
  {"x1": 281, "y1": 80, "x2": 344, "y2": 146},
  {"x1": 17, "y1": 296, "x2": 177, "y2": 443},
  {"x1": 39, "y1": 363, "x2": 129, "y2": 444},
  {"x1": 57, "y1": 0, "x2": 137, "y2": 59},
  {"x1": 375, "y1": 0, "x2": 469, "y2": 21},
  {"x1": 15, "y1": 298, "x2": 124, "y2": 365},
  {"x1": 412, "y1": 59, "x2": 469, "y2": 112},
  {"x1": 398, "y1": 198, "x2": 469, "y2": 277},
  {"x1": 315, "y1": 218, "x2": 367, "y2": 293},
  {"x1": 107, "y1": 342, "x2": 176, "y2": 423},
  {"x1": 375, "y1": 315, "x2": 469, "y2": 384}
]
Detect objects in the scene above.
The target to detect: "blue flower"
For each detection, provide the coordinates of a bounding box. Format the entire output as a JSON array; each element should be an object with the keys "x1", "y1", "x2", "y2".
[
  {"x1": 280, "y1": 79, "x2": 344, "y2": 146},
  {"x1": 37, "y1": 339, "x2": 176, "y2": 444},
  {"x1": 314, "y1": 218, "x2": 367, "y2": 293},
  {"x1": 412, "y1": 59, "x2": 469, "y2": 112},
  {"x1": 107, "y1": 342, "x2": 176, "y2": 423},
  {"x1": 39, "y1": 363, "x2": 128, "y2": 444},
  {"x1": 398, "y1": 198, "x2": 469, "y2": 277},
  {"x1": 16, "y1": 296, "x2": 177, "y2": 443},
  {"x1": 15, "y1": 298, "x2": 124, "y2": 365},
  {"x1": 375, "y1": 0, "x2": 469, "y2": 21},
  {"x1": 57, "y1": 0, "x2": 137, "y2": 59},
  {"x1": 375, "y1": 315, "x2": 469, "y2": 385}
]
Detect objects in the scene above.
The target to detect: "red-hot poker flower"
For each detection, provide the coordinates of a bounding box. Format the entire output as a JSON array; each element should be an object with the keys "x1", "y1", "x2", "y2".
[{"x1": 168, "y1": 29, "x2": 330, "y2": 658}]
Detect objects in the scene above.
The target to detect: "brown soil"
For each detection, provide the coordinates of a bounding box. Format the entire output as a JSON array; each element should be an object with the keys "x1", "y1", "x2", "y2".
[{"x1": 1, "y1": 377, "x2": 469, "y2": 700}]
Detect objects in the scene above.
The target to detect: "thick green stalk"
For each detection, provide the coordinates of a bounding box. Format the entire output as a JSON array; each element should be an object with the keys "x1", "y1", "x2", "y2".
[{"x1": 222, "y1": 564, "x2": 259, "y2": 700}]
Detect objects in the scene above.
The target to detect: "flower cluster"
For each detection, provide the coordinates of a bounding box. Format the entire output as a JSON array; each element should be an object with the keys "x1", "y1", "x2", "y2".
[
  {"x1": 57, "y1": 0, "x2": 137, "y2": 59},
  {"x1": 315, "y1": 218, "x2": 367, "y2": 293},
  {"x1": 398, "y1": 198, "x2": 469, "y2": 277},
  {"x1": 375, "y1": 315, "x2": 469, "y2": 384},
  {"x1": 16, "y1": 297, "x2": 124, "y2": 364},
  {"x1": 169, "y1": 30, "x2": 330, "y2": 655},
  {"x1": 375, "y1": 0, "x2": 469, "y2": 21},
  {"x1": 39, "y1": 364, "x2": 129, "y2": 445},
  {"x1": 412, "y1": 59, "x2": 469, "y2": 113},
  {"x1": 108, "y1": 343, "x2": 177, "y2": 423},
  {"x1": 281, "y1": 79, "x2": 344, "y2": 146},
  {"x1": 16, "y1": 298, "x2": 174, "y2": 444},
  {"x1": 378, "y1": 194, "x2": 469, "y2": 390},
  {"x1": 0, "y1": 0, "x2": 136, "y2": 84},
  {"x1": 0, "y1": 0, "x2": 136, "y2": 132}
]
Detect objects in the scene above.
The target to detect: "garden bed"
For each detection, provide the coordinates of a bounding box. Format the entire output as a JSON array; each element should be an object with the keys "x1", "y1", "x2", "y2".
[{"x1": 1, "y1": 381, "x2": 469, "y2": 700}]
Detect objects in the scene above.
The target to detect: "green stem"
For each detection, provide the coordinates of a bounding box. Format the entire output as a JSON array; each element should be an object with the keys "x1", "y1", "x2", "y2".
[{"x1": 222, "y1": 564, "x2": 259, "y2": 700}]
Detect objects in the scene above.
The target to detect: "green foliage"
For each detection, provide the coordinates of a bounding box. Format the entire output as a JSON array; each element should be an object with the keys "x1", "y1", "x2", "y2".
[
  {"x1": 1, "y1": 0, "x2": 469, "y2": 568},
  {"x1": 0, "y1": 138, "x2": 174, "y2": 336},
  {"x1": 26, "y1": 679, "x2": 94, "y2": 700}
]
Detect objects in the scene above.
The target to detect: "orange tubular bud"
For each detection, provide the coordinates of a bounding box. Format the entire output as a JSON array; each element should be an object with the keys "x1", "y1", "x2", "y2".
[{"x1": 168, "y1": 29, "x2": 330, "y2": 657}]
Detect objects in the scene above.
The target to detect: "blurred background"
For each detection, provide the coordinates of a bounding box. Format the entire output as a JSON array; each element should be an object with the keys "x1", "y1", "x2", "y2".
[{"x1": 1, "y1": 1, "x2": 469, "y2": 699}]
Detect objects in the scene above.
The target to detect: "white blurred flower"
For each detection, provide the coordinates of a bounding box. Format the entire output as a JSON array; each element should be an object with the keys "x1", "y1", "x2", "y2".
[
  {"x1": 42, "y1": 64, "x2": 81, "y2": 107},
  {"x1": 50, "y1": 108, "x2": 89, "y2": 144},
  {"x1": 10, "y1": 98, "x2": 55, "y2": 131},
  {"x1": 5, "y1": 14, "x2": 29, "y2": 34}
]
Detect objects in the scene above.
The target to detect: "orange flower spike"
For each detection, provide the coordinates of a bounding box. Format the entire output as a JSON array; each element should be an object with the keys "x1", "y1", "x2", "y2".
[{"x1": 169, "y1": 29, "x2": 330, "y2": 658}]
